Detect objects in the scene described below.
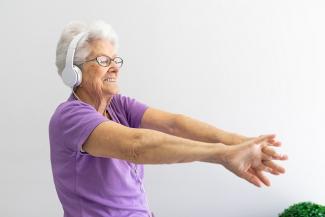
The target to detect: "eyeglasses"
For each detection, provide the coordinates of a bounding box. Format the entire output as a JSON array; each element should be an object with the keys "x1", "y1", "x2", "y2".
[{"x1": 81, "y1": 55, "x2": 123, "y2": 68}]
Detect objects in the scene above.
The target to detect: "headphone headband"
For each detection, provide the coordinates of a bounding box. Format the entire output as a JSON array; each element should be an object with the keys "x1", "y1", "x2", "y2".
[{"x1": 65, "y1": 32, "x2": 86, "y2": 68}]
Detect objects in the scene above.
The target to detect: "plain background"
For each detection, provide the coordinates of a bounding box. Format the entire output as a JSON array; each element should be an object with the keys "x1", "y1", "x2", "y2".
[{"x1": 1, "y1": 0, "x2": 324, "y2": 216}]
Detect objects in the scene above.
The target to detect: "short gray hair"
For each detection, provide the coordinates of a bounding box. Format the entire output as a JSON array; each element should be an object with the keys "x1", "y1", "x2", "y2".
[{"x1": 55, "y1": 20, "x2": 119, "y2": 75}]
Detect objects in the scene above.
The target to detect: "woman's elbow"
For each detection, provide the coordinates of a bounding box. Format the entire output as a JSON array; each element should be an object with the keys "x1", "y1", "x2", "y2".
[{"x1": 124, "y1": 130, "x2": 144, "y2": 164}]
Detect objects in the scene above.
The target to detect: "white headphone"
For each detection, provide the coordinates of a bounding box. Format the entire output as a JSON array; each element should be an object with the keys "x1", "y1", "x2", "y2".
[{"x1": 61, "y1": 32, "x2": 86, "y2": 88}]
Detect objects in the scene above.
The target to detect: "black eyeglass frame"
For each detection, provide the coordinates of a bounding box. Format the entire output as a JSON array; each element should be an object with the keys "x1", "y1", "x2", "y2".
[{"x1": 79, "y1": 55, "x2": 123, "y2": 68}]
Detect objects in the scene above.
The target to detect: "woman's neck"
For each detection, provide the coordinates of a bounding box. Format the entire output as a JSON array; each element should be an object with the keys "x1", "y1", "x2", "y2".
[{"x1": 73, "y1": 88, "x2": 112, "y2": 115}]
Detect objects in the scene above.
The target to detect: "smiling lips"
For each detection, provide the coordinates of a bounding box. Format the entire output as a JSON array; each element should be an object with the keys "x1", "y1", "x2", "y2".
[{"x1": 104, "y1": 78, "x2": 117, "y2": 83}]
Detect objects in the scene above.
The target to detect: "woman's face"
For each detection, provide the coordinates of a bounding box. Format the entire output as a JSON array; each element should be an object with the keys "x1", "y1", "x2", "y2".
[{"x1": 80, "y1": 39, "x2": 120, "y2": 98}]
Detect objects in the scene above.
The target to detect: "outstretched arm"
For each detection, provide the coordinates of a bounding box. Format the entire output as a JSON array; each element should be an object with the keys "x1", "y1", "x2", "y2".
[
  {"x1": 141, "y1": 107, "x2": 248, "y2": 145},
  {"x1": 84, "y1": 121, "x2": 287, "y2": 187}
]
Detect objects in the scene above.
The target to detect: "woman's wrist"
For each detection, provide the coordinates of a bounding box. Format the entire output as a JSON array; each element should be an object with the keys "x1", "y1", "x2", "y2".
[
  {"x1": 229, "y1": 133, "x2": 250, "y2": 145},
  {"x1": 201, "y1": 142, "x2": 228, "y2": 165}
]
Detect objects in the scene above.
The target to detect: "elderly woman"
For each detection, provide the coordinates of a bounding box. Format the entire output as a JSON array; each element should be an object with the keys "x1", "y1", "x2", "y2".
[{"x1": 49, "y1": 20, "x2": 288, "y2": 217}]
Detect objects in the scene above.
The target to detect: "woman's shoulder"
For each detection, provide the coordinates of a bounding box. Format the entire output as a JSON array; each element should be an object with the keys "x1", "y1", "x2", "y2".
[
  {"x1": 50, "y1": 96, "x2": 97, "y2": 126},
  {"x1": 56, "y1": 98, "x2": 95, "y2": 114},
  {"x1": 110, "y1": 93, "x2": 127, "y2": 108},
  {"x1": 111, "y1": 93, "x2": 138, "y2": 106},
  {"x1": 110, "y1": 93, "x2": 143, "y2": 112}
]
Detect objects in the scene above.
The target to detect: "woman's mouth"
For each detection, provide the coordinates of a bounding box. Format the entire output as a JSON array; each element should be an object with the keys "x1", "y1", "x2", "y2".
[{"x1": 104, "y1": 78, "x2": 117, "y2": 83}]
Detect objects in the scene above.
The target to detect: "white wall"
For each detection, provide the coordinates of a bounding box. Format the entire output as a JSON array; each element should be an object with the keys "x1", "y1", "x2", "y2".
[{"x1": 1, "y1": 0, "x2": 324, "y2": 216}]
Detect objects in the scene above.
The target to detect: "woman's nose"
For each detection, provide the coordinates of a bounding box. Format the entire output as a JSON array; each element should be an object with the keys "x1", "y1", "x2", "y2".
[{"x1": 107, "y1": 65, "x2": 119, "y2": 74}]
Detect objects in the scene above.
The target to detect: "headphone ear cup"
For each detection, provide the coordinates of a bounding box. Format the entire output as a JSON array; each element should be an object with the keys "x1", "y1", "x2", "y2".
[
  {"x1": 62, "y1": 66, "x2": 78, "y2": 88},
  {"x1": 73, "y1": 65, "x2": 82, "y2": 87}
]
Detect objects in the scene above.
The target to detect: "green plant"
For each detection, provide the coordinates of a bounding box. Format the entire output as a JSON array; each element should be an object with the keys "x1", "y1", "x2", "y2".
[{"x1": 279, "y1": 202, "x2": 325, "y2": 217}]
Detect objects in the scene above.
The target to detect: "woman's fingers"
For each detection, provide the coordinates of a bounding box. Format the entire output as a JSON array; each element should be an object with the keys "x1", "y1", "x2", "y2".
[
  {"x1": 249, "y1": 168, "x2": 271, "y2": 186},
  {"x1": 262, "y1": 146, "x2": 288, "y2": 160},
  {"x1": 247, "y1": 134, "x2": 276, "y2": 145},
  {"x1": 240, "y1": 171, "x2": 262, "y2": 187},
  {"x1": 263, "y1": 160, "x2": 286, "y2": 174},
  {"x1": 263, "y1": 167, "x2": 281, "y2": 175},
  {"x1": 249, "y1": 135, "x2": 282, "y2": 147},
  {"x1": 267, "y1": 138, "x2": 282, "y2": 147},
  {"x1": 262, "y1": 153, "x2": 273, "y2": 161},
  {"x1": 254, "y1": 162, "x2": 280, "y2": 175},
  {"x1": 240, "y1": 161, "x2": 284, "y2": 187},
  {"x1": 255, "y1": 170, "x2": 271, "y2": 186}
]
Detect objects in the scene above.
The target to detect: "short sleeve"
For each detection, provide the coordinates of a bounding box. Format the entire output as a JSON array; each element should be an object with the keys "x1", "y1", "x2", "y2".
[
  {"x1": 49, "y1": 101, "x2": 108, "y2": 153},
  {"x1": 117, "y1": 95, "x2": 148, "y2": 128}
]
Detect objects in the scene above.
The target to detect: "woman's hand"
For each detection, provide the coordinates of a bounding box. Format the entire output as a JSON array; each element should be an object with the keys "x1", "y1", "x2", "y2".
[{"x1": 221, "y1": 134, "x2": 288, "y2": 187}]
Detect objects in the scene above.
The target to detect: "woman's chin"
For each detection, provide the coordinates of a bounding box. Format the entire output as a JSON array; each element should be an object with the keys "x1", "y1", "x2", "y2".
[{"x1": 103, "y1": 87, "x2": 119, "y2": 96}]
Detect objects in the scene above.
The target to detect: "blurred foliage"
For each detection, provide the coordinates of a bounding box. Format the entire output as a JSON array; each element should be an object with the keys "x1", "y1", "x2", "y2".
[{"x1": 279, "y1": 202, "x2": 325, "y2": 217}]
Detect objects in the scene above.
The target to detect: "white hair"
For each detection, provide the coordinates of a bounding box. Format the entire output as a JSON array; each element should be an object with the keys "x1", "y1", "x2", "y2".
[{"x1": 55, "y1": 20, "x2": 119, "y2": 75}]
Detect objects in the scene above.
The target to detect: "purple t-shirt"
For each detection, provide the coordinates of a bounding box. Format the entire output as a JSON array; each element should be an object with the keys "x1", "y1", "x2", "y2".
[{"x1": 49, "y1": 94, "x2": 152, "y2": 217}]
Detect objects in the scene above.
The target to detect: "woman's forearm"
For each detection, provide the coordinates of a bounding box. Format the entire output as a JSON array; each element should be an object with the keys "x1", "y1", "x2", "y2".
[
  {"x1": 172, "y1": 114, "x2": 248, "y2": 145},
  {"x1": 130, "y1": 128, "x2": 227, "y2": 165}
]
